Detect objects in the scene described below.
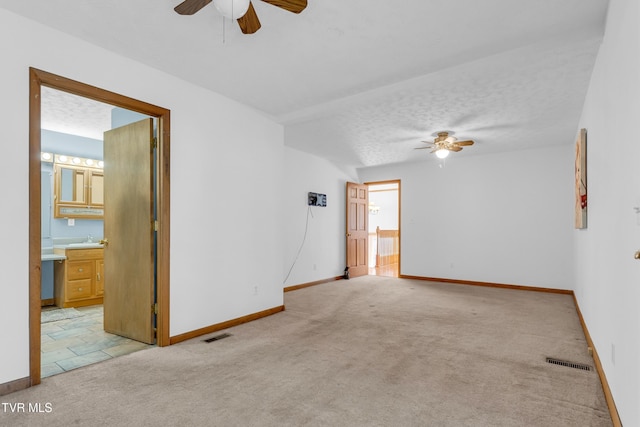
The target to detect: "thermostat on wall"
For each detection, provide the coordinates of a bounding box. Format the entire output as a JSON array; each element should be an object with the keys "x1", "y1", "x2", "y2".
[{"x1": 308, "y1": 192, "x2": 327, "y2": 207}]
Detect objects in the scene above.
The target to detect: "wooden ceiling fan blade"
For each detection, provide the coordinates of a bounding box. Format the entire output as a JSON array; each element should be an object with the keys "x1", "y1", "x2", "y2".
[
  {"x1": 174, "y1": 0, "x2": 212, "y2": 15},
  {"x1": 450, "y1": 146, "x2": 463, "y2": 152},
  {"x1": 238, "y1": 2, "x2": 261, "y2": 34},
  {"x1": 260, "y1": 0, "x2": 307, "y2": 13},
  {"x1": 455, "y1": 140, "x2": 474, "y2": 146}
]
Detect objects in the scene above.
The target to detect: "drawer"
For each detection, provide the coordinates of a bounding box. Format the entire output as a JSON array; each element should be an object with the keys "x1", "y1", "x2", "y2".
[
  {"x1": 67, "y1": 261, "x2": 93, "y2": 280},
  {"x1": 66, "y1": 279, "x2": 92, "y2": 300}
]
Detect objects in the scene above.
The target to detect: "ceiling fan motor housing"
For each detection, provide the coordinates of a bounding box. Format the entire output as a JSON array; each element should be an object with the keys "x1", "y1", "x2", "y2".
[{"x1": 213, "y1": 0, "x2": 251, "y2": 19}]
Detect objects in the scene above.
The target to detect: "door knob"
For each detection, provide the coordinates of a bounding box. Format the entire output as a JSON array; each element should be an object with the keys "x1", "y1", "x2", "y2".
[
  {"x1": 347, "y1": 233, "x2": 351, "y2": 237},
  {"x1": 99, "y1": 238, "x2": 109, "y2": 247},
  {"x1": 635, "y1": 250, "x2": 640, "y2": 260}
]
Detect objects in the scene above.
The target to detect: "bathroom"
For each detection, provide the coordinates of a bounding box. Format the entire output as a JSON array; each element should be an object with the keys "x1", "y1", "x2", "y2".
[{"x1": 40, "y1": 89, "x2": 152, "y2": 307}]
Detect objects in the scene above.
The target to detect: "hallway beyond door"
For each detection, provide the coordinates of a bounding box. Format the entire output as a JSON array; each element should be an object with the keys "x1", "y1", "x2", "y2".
[
  {"x1": 367, "y1": 181, "x2": 400, "y2": 278},
  {"x1": 369, "y1": 263, "x2": 399, "y2": 277}
]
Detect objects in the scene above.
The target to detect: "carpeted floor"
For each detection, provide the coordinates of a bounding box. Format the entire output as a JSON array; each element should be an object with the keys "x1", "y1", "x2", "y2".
[{"x1": 1, "y1": 276, "x2": 611, "y2": 426}]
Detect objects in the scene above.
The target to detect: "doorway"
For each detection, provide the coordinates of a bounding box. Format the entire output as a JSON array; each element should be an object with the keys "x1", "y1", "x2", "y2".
[
  {"x1": 29, "y1": 68, "x2": 171, "y2": 386},
  {"x1": 366, "y1": 180, "x2": 400, "y2": 277}
]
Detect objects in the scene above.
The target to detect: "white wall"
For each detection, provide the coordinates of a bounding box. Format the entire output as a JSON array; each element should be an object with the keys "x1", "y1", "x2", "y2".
[
  {"x1": 574, "y1": 0, "x2": 640, "y2": 423},
  {"x1": 282, "y1": 147, "x2": 357, "y2": 286},
  {"x1": 368, "y1": 189, "x2": 399, "y2": 231},
  {"x1": 358, "y1": 145, "x2": 575, "y2": 289},
  {"x1": 0, "y1": 8, "x2": 284, "y2": 384}
]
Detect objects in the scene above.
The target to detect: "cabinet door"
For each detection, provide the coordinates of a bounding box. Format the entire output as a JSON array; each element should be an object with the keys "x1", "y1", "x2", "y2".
[
  {"x1": 89, "y1": 170, "x2": 104, "y2": 207},
  {"x1": 56, "y1": 164, "x2": 86, "y2": 205},
  {"x1": 95, "y1": 259, "x2": 105, "y2": 296}
]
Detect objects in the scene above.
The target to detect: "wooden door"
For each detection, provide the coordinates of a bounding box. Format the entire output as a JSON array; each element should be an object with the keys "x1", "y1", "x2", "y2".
[
  {"x1": 346, "y1": 182, "x2": 368, "y2": 277},
  {"x1": 103, "y1": 118, "x2": 155, "y2": 344}
]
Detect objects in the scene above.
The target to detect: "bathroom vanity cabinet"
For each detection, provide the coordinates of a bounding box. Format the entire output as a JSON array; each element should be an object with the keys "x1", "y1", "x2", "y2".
[{"x1": 54, "y1": 247, "x2": 104, "y2": 308}]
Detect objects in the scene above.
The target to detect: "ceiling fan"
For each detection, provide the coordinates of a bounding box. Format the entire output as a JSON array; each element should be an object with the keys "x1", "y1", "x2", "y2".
[
  {"x1": 416, "y1": 131, "x2": 475, "y2": 159},
  {"x1": 174, "y1": 0, "x2": 307, "y2": 34}
]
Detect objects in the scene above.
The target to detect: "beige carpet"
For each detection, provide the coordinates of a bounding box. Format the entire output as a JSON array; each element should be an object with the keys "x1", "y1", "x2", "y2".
[{"x1": 1, "y1": 276, "x2": 611, "y2": 426}]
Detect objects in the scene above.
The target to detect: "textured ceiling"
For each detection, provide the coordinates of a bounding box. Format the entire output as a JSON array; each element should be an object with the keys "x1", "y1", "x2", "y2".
[
  {"x1": 2, "y1": 0, "x2": 609, "y2": 169},
  {"x1": 41, "y1": 88, "x2": 114, "y2": 140}
]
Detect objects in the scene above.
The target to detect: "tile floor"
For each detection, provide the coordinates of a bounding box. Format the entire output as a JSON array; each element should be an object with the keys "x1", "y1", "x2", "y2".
[{"x1": 41, "y1": 305, "x2": 152, "y2": 378}]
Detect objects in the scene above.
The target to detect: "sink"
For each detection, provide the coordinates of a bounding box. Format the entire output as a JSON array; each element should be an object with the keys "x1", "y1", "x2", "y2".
[{"x1": 68, "y1": 242, "x2": 103, "y2": 248}]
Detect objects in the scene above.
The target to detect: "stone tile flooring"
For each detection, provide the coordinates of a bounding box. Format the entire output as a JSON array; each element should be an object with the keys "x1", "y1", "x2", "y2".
[{"x1": 41, "y1": 305, "x2": 152, "y2": 378}]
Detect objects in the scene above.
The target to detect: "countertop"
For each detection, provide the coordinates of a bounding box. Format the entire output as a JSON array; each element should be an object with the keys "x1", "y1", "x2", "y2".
[
  {"x1": 42, "y1": 241, "x2": 104, "y2": 261},
  {"x1": 53, "y1": 243, "x2": 104, "y2": 249},
  {"x1": 41, "y1": 237, "x2": 104, "y2": 261},
  {"x1": 41, "y1": 247, "x2": 66, "y2": 262}
]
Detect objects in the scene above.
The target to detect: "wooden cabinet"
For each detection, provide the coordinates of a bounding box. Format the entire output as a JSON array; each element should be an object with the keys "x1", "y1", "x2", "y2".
[
  {"x1": 54, "y1": 247, "x2": 104, "y2": 308},
  {"x1": 53, "y1": 159, "x2": 104, "y2": 219}
]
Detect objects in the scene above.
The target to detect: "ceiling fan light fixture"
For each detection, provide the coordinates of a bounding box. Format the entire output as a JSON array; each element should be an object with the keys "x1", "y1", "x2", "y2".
[
  {"x1": 212, "y1": 0, "x2": 251, "y2": 19},
  {"x1": 435, "y1": 148, "x2": 450, "y2": 159}
]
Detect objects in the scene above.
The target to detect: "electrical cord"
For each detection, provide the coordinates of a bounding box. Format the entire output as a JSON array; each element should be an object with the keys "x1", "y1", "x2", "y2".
[{"x1": 283, "y1": 206, "x2": 313, "y2": 284}]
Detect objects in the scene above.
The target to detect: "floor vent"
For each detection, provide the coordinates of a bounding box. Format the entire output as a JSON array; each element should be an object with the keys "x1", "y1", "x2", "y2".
[
  {"x1": 204, "y1": 333, "x2": 232, "y2": 343},
  {"x1": 546, "y1": 357, "x2": 592, "y2": 371}
]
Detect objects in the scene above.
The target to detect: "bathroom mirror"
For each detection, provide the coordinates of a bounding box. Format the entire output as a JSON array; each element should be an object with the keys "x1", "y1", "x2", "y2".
[{"x1": 58, "y1": 165, "x2": 86, "y2": 203}]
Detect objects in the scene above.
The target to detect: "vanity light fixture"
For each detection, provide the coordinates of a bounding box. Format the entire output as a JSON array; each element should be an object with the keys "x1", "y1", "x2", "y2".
[
  {"x1": 41, "y1": 152, "x2": 53, "y2": 162},
  {"x1": 51, "y1": 154, "x2": 103, "y2": 169}
]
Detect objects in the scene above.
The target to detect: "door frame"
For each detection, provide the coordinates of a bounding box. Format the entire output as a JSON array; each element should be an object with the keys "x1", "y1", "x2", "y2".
[
  {"x1": 28, "y1": 68, "x2": 171, "y2": 385},
  {"x1": 364, "y1": 179, "x2": 401, "y2": 276}
]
